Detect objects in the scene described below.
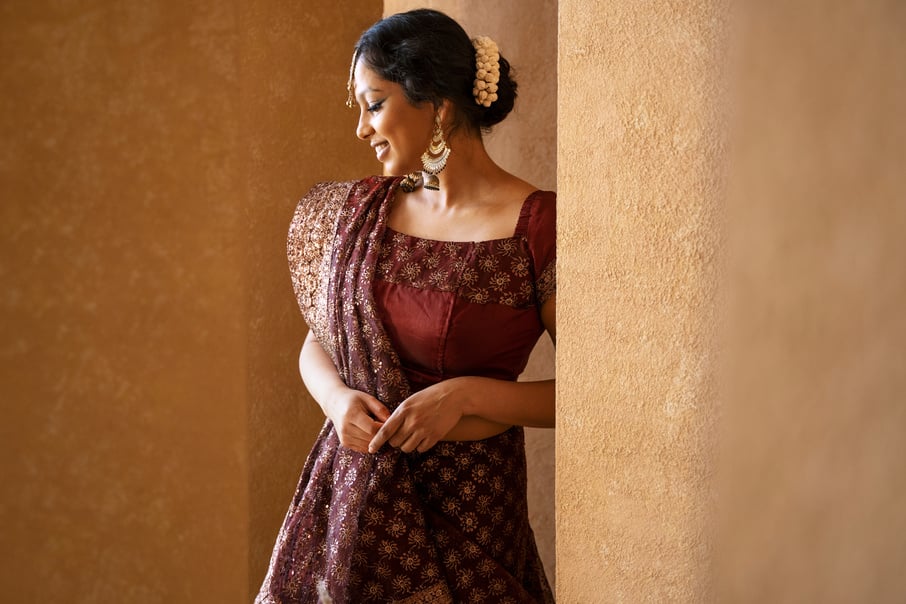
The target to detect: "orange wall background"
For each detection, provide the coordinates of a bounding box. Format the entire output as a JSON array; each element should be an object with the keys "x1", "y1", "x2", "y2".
[
  {"x1": 556, "y1": 1, "x2": 722, "y2": 600},
  {"x1": 556, "y1": 0, "x2": 906, "y2": 601},
  {"x1": 0, "y1": 1, "x2": 380, "y2": 601}
]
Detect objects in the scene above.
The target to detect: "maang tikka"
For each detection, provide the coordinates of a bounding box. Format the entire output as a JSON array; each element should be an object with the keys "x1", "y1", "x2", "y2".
[{"x1": 420, "y1": 113, "x2": 451, "y2": 191}]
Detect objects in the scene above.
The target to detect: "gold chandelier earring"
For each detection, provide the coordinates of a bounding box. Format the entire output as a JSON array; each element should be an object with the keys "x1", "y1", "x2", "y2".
[{"x1": 420, "y1": 113, "x2": 451, "y2": 191}]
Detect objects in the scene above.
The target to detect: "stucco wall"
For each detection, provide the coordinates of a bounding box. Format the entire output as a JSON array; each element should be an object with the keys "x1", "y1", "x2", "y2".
[
  {"x1": 382, "y1": 0, "x2": 560, "y2": 587},
  {"x1": 557, "y1": 1, "x2": 723, "y2": 601},
  {"x1": 718, "y1": 2, "x2": 906, "y2": 601},
  {"x1": 557, "y1": 1, "x2": 906, "y2": 602}
]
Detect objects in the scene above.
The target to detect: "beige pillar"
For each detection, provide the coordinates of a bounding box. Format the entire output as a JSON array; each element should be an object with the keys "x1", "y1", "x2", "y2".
[
  {"x1": 557, "y1": 1, "x2": 723, "y2": 601},
  {"x1": 382, "y1": 0, "x2": 559, "y2": 587},
  {"x1": 558, "y1": 0, "x2": 906, "y2": 602},
  {"x1": 719, "y1": 2, "x2": 906, "y2": 601}
]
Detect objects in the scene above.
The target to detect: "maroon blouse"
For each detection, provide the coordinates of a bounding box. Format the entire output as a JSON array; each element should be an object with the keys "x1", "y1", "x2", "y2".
[{"x1": 373, "y1": 190, "x2": 557, "y2": 392}]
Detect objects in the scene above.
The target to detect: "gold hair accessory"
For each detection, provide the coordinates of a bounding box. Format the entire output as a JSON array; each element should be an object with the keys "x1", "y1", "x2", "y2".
[
  {"x1": 345, "y1": 49, "x2": 359, "y2": 109},
  {"x1": 471, "y1": 36, "x2": 500, "y2": 107}
]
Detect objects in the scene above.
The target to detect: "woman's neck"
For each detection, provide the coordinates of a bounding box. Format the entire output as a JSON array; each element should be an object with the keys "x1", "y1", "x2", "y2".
[{"x1": 423, "y1": 133, "x2": 506, "y2": 208}]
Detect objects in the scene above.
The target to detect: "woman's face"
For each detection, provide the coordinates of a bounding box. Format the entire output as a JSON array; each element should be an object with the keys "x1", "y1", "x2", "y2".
[{"x1": 353, "y1": 61, "x2": 436, "y2": 176}]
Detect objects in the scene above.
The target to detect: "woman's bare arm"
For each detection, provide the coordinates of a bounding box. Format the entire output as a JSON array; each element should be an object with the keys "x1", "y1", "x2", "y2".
[{"x1": 299, "y1": 330, "x2": 390, "y2": 452}]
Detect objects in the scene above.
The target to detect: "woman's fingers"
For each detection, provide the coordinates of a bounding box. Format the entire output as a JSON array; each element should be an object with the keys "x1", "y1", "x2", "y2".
[
  {"x1": 397, "y1": 431, "x2": 425, "y2": 454},
  {"x1": 368, "y1": 387, "x2": 461, "y2": 454},
  {"x1": 416, "y1": 436, "x2": 437, "y2": 453},
  {"x1": 331, "y1": 391, "x2": 389, "y2": 452},
  {"x1": 346, "y1": 406, "x2": 383, "y2": 436},
  {"x1": 335, "y1": 420, "x2": 375, "y2": 452},
  {"x1": 368, "y1": 411, "x2": 403, "y2": 453},
  {"x1": 361, "y1": 394, "x2": 392, "y2": 423}
]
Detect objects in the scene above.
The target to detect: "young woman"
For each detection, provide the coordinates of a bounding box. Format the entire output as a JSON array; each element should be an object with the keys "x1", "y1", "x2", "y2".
[{"x1": 257, "y1": 9, "x2": 556, "y2": 603}]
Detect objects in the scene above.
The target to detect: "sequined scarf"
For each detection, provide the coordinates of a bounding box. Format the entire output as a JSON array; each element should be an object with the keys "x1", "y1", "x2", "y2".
[{"x1": 257, "y1": 176, "x2": 454, "y2": 603}]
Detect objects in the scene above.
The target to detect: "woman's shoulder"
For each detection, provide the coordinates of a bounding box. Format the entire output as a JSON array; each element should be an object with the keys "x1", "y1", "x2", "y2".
[
  {"x1": 520, "y1": 188, "x2": 556, "y2": 234},
  {"x1": 516, "y1": 187, "x2": 556, "y2": 278},
  {"x1": 500, "y1": 174, "x2": 554, "y2": 217},
  {"x1": 528, "y1": 188, "x2": 556, "y2": 212}
]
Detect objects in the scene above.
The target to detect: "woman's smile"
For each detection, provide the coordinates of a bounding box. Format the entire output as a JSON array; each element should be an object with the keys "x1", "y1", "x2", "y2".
[{"x1": 372, "y1": 140, "x2": 390, "y2": 162}]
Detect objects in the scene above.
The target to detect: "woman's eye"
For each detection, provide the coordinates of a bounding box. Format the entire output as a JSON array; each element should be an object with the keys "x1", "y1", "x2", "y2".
[{"x1": 367, "y1": 100, "x2": 384, "y2": 113}]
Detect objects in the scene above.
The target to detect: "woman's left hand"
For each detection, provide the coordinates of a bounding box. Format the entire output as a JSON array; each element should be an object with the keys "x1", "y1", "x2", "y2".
[{"x1": 368, "y1": 379, "x2": 465, "y2": 454}]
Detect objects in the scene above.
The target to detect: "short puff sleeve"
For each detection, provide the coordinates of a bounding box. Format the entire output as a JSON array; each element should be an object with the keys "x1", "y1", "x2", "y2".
[{"x1": 524, "y1": 190, "x2": 557, "y2": 307}]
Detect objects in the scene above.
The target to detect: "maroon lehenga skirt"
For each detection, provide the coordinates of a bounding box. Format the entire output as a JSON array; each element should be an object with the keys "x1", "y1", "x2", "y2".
[{"x1": 255, "y1": 421, "x2": 553, "y2": 603}]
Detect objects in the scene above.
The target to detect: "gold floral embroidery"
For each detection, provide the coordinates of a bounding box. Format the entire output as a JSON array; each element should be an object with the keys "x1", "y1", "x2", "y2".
[
  {"x1": 376, "y1": 226, "x2": 554, "y2": 309},
  {"x1": 477, "y1": 251, "x2": 499, "y2": 272},
  {"x1": 287, "y1": 180, "x2": 352, "y2": 343},
  {"x1": 537, "y1": 259, "x2": 556, "y2": 305}
]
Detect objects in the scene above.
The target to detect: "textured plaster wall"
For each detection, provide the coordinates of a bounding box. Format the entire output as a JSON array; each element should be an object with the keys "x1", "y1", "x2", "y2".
[
  {"x1": 557, "y1": 1, "x2": 723, "y2": 601},
  {"x1": 383, "y1": 0, "x2": 559, "y2": 587},
  {"x1": 242, "y1": 2, "x2": 382, "y2": 598},
  {"x1": 0, "y1": 1, "x2": 380, "y2": 602},
  {"x1": 719, "y1": 2, "x2": 906, "y2": 601},
  {"x1": 0, "y1": 3, "x2": 247, "y2": 601}
]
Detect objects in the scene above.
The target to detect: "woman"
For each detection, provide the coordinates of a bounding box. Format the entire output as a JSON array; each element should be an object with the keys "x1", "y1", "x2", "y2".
[{"x1": 257, "y1": 9, "x2": 556, "y2": 603}]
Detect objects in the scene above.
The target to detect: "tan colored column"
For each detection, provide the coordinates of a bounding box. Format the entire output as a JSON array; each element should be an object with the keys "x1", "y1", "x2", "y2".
[
  {"x1": 719, "y1": 2, "x2": 906, "y2": 601},
  {"x1": 557, "y1": 1, "x2": 723, "y2": 601},
  {"x1": 382, "y1": 0, "x2": 559, "y2": 586}
]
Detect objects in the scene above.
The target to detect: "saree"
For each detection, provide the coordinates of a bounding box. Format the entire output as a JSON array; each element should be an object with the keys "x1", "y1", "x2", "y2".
[{"x1": 256, "y1": 176, "x2": 554, "y2": 603}]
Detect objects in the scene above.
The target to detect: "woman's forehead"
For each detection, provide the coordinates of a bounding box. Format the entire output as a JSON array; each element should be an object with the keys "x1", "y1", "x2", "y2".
[{"x1": 353, "y1": 61, "x2": 387, "y2": 94}]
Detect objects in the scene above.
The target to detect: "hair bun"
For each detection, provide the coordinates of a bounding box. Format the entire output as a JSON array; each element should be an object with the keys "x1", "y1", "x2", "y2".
[
  {"x1": 479, "y1": 55, "x2": 516, "y2": 129},
  {"x1": 472, "y1": 36, "x2": 501, "y2": 107}
]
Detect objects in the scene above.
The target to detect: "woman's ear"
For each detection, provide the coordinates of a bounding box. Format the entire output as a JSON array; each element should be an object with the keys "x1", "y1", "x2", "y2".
[{"x1": 438, "y1": 99, "x2": 453, "y2": 129}]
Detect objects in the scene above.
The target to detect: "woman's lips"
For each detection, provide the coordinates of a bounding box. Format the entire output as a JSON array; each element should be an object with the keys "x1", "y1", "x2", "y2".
[{"x1": 374, "y1": 142, "x2": 389, "y2": 162}]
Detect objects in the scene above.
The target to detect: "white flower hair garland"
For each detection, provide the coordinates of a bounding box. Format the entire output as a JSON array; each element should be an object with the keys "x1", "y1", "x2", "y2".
[{"x1": 472, "y1": 36, "x2": 500, "y2": 107}]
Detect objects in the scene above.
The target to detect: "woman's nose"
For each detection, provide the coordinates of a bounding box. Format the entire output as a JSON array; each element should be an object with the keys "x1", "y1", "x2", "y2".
[{"x1": 356, "y1": 113, "x2": 373, "y2": 140}]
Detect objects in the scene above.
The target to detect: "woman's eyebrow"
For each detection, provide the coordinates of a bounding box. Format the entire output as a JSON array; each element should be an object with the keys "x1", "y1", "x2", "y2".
[{"x1": 355, "y1": 85, "x2": 384, "y2": 99}]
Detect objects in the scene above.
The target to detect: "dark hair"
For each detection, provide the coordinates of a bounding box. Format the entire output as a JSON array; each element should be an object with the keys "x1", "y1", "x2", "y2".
[{"x1": 354, "y1": 9, "x2": 517, "y2": 134}]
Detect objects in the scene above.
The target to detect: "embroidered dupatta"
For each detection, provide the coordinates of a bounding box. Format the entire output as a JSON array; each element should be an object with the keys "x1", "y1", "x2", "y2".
[{"x1": 256, "y1": 176, "x2": 451, "y2": 603}]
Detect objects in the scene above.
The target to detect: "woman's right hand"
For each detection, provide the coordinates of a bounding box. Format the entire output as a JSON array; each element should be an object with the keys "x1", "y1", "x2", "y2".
[
  {"x1": 300, "y1": 331, "x2": 390, "y2": 452},
  {"x1": 322, "y1": 386, "x2": 391, "y2": 453}
]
